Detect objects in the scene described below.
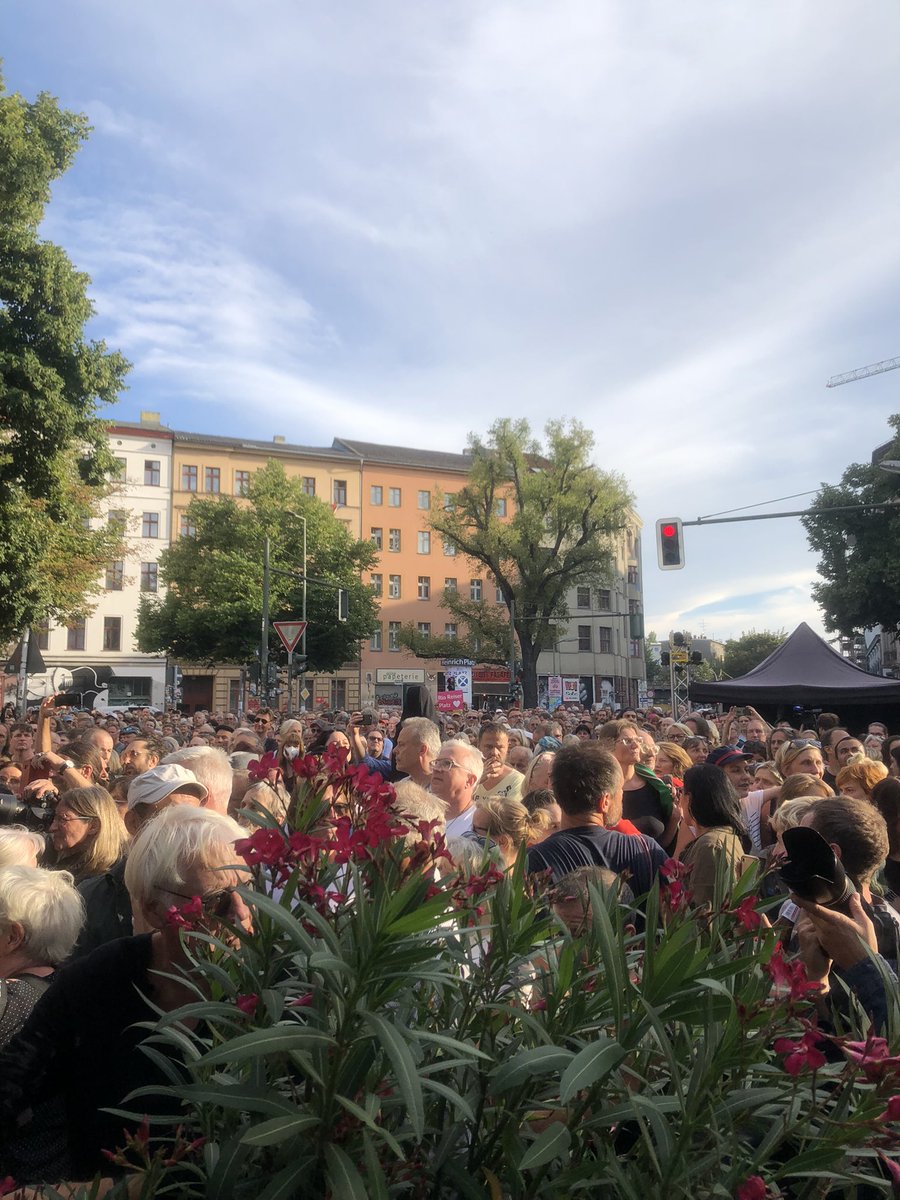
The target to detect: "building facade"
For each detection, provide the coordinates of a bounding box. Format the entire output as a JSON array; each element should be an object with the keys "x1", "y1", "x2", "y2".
[{"x1": 14, "y1": 419, "x2": 174, "y2": 709}]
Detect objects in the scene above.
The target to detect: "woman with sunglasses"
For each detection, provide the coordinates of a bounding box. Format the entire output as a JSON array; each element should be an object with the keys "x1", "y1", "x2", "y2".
[
  {"x1": 0, "y1": 806, "x2": 249, "y2": 1190},
  {"x1": 775, "y1": 740, "x2": 826, "y2": 781}
]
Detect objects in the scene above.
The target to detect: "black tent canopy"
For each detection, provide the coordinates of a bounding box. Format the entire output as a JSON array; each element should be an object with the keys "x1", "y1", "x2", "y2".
[{"x1": 690, "y1": 622, "x2": 900, "y2": 723}]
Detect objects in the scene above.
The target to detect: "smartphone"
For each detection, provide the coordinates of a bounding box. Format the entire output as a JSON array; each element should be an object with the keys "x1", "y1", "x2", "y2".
[{"x1": 47, "y1": 692, "x2": 84, "y2": 708}]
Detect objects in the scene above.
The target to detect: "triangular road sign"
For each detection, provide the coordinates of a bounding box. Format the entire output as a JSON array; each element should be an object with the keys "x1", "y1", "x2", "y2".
[{"x1": 273, "y1": 620, "x2": 307, "y2": 653}]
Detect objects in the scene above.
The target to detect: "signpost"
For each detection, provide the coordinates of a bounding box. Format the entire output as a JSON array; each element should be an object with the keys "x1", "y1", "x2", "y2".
[{"x1": 274, "y1": 621, "x2": 308, "y2": 716}]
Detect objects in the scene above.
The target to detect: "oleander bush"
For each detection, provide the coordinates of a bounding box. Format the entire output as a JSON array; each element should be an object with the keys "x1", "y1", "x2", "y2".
[{"x1": 118, "y1": 752, "x2": 900, "y2": 1199}]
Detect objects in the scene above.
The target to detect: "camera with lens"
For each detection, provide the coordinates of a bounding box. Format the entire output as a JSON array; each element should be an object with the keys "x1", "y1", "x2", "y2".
[
  {"x1": 0, "y1": 785, "x2": 57, "y2": 832},
  {"x1": 778, "y1": 826, "x2": 855, "y2": 913}
]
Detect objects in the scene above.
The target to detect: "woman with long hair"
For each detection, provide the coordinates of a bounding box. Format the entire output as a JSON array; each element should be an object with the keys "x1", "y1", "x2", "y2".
[
  {"x1": 472, "y1": 795, "x2": 552, "y2": 869},
  {"x1": 679, "y1": 764, "x2": 750, "y2": 905}
]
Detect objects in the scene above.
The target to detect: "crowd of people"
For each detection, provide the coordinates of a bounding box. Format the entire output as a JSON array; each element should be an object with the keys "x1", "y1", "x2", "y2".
[{"x1": 0, "y1": 690, "x2": 898, "y2": 1194}]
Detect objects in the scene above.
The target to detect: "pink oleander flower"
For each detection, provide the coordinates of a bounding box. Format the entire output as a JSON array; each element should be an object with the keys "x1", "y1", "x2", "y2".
[
  {"x1": 879, "y1": 1096, "x2": 900, "y2": 1123},
  {"x1": 735, "y1": 1176, "x2": 767, "y2": 1200},
  {"x1": 734, "y1": 895, "x2": 763, "y2": 932},
  {"x1": 235, "y1": 826, "x2": 288, "y2": 867},
  {"x1": 165, "y1": 895, "x2": 203, "y2": 928},
  {"x1": 840, "y1": 1035, "x2": 900, "y2": 1082},
  {"x1": 235, "y1": 993, "x2": 259, "y2": 1016},
  {"x1": 765, "y1": 943, "x2": 820, "y2": 1003},
  {"x1": 773, "y1": 1028, "x2": 827, "y2": 1076}
]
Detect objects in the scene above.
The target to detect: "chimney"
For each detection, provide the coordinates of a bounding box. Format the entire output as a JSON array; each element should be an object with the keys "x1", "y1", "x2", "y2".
[
  {"x1": 140, "y1": 410, "x2": 161, "y2": 427},
  {"x1": 273, "y1": 435, "x2": 286, "y2": 443}
]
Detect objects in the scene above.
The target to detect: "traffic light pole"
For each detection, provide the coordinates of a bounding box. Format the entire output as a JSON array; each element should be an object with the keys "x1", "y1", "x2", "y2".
[{"x1": 260, "y1": 538, "x2": 271, "y2": 709}]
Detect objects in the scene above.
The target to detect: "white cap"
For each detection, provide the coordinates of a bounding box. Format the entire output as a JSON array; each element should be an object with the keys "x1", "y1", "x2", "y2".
[{"x1": 127, "y1": 763, "x2": 208, "y2": 810}]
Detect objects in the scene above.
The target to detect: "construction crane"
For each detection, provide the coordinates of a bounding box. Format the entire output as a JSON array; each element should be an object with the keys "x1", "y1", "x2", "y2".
[{"x1": 826, "y1": 356, "x2": 900, "y2": 388}]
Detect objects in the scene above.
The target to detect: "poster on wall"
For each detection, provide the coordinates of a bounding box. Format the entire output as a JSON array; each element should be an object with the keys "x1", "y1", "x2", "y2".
[
  {"x1": 437, "y1": 690, "x2": 466, "y2": 712},
  {"x1": 547, "y1": 676, "x2": 562, "y2": 709},
  {"x1": 562, "y1": 677, "x2": 580, "y2": 704},
  {"x1": 442, "y1": 663, "x2": 472, "y2": 708}
]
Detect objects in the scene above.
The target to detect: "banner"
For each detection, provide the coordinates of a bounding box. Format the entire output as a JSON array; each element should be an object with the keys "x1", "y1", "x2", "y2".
[
  {"x1": 437, "y1": 690, "x2": 466, "y2": 712},
  {"x1": 562, "y1": 677, "x2": 580, "y2": 704},
  {"x1": 547, "y1": 676, "x2": 562, "y2": 710},
  {"x1": 442, "y1": 665, "x2": 472, "y2": 707}
]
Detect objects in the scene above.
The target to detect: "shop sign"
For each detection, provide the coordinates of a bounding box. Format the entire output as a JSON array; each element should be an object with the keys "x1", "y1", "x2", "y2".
[
  {"x1": 376, "y1": 669, "x2": 426, "y2": 684},
  {"x1": 437, "y1": 690, "x2": 466, "y2": 712}
]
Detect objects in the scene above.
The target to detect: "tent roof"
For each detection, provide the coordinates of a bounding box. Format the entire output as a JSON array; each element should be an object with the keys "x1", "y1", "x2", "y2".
[{"x1": 690, "y1": 622, "x2": 900, "y2": 704}]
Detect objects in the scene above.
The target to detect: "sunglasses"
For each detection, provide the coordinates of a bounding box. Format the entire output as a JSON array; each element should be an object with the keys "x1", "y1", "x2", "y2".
[
  {"x1": 790, "y1": 739, "x2": 821, "y2": 750},
  {"x1": 162, "y1": 886, "x2": 237, "y2": 920}
]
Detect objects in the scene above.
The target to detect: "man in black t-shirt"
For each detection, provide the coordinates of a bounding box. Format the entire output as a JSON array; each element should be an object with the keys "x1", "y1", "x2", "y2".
[{"x1": 527, "y1": 742, "x2": 668, "y2": 899}]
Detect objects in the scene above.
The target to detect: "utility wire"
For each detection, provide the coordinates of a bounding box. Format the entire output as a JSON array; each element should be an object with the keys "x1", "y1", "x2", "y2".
[{"x1": 698, "y1": 489, "x2": 819, "y2": 520}]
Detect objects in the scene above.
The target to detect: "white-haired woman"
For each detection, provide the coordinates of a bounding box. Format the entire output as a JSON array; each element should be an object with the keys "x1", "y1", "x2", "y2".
[
  {"x1": 0, "y1": 826, "x2": 46, "y2": 870},
  {"x1": 0, "y1": 806, "x2": 250, "y2": 1188},
  {"x1": 0, "y1": 866, "x2": 84, "y2": 1049}
]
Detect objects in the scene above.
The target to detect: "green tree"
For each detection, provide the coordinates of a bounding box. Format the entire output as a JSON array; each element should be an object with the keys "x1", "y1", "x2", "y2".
[
  {"x1": 0, "y1": 74, "x2": 130, "y2": 643},
  {"x1": 722, "y1": 629, "x2": 786, "y2": 679},
  {"x1": 136, "y1": 462, "x2": 379, "y2": 670},
  {"x1": 427, "y1": 418, "x2": 634, "y2": 706},
  {"x1": 802, "y1": 413, "x2": 900, "y2": 635}
]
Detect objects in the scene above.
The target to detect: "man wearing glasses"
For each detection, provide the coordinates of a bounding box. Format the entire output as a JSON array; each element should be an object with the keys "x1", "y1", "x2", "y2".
[{"x1": 430, "y1": 739, "x2": 485, "y2": 839}]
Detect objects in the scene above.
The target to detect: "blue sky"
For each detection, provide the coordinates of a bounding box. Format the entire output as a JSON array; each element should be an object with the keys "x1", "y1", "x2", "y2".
[{"x1": 5, "y1": 1, "x2": 900, "y2": 644}]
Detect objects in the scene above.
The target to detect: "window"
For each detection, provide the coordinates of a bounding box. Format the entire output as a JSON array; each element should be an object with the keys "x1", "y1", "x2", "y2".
[
  {"x1": 418, "y1": 576, "x2": 431, "y2": 600},
  {"x1": 417, "y1": 531, "x2": 431, "y2": 554},
  {"x1": 66, "y1": 619, "x2": 86, "y2": 651},
  {"x1": 388, "y1": 621, "x2": 401, "y2": 651},
  {"x1": 629, "y1": 639, "x2": 641, "y2": 658},
  {"x1": 444, "y1": 623, "x2": 458, "y2": 640},
  {"x1": 388, "y1": 575, "x2": 401, "y2": 599},
  {"x1": 302, "y1": 477, "x2": 316, "y2": 496},
  {"x1": 105, "y1": 561, "x2": 124, "y2": 591},
  {"x1": 577, "y1": 625, "x2": 592, "y2": 652},
  {"x1": 444, "y1": 494, "x2": 456, "y2": 512},
  {"x1": 444, "y1": 577, "x2": 458, "y2": 593},
  {"x1": 205, "y1": 467, "x2": 220, "y2": 493},
  {"x1": 333, "y1": 480, "x2": 347, "y2": 506},
  {"x1": 33, "y1": 619, "x2": 49, "y2": 651},
  {"x1": 388, "y1": 528, "x2": 401, "y2": 552},
  {"x1": 417, "y1": 490, "x2": 430, "y2": 510},
  {"x1": 629, "y1": 598, "x2": 640, "y2": 615},
  {"x1": 234, "y1": 470, "x2": 250, "y2": 496},
  {"x1": 443, "y1": 539, "x2": 457, "y2": 557},
  {"x1": 330, "y1": 679, "x2": 347, "y2": 709},
  {"x1": 370, "y1": 485, "x2": 383, "y2": 506},
  {"x1": 108, "y1": 509, "x2": 128, "y2": 530},
  {"x1": 103, "y1": 616, "x2": 122, "y2": 652},
  {"x1": 627, "y1": 565, "x2": 639, "y2": 585},
  {"x1": 144, "y1": 460, "x2": 160, "y2": 486},
  {"x1": 142, "y1": 512, "x2": 159, "y2": 538},
  {"x1": 577, "y1": 586, "x2": 591, "y2": 609},
  {"x1": 179, "y1": 515, "x2": 197, "y2": 538},
  {"x1": 140, "y1": 562, "x2": 158, "y2": 592},
  {"x1": 112, "y1": 456, "x2": 127, "y2": 478},
  {"x1": 181, "y1": 465, "x2": 198, "y2": 491},
  {"x1": 370, "y1": 573, "x2": 383, "y2": 598},
  {"x1": 371, "y1": 527, "x2": 383, "y2": 550},
  {"x1": 598, "y1": 627, "x2": 612, "y2": 654},
  {"x1": 496, "y1": 586, "x2": 504, "y2": 604},
  {"x1": 495, "y1": 497, "x2": 507, "y2": 517},
  {"x1": 417, "y1": 622, "x2": 431, "y2": 636},
  {"x1": 370, "y1": 625, "x2": 383, "y2": 652},
  {"x1": 598, "y1": 589, "x2": 611, "y2": 611},
  {"x1": 470, "y1": 578, "x2": 482, "y2": 601},
  {"x1": 388, "y1": 488, "x2": 401, "y2": 507}
]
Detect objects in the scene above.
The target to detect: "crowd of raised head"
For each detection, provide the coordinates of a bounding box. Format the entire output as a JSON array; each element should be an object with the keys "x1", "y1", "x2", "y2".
[{"x1": 0, "y1": 693, "x2": 898, "y2": 1192}]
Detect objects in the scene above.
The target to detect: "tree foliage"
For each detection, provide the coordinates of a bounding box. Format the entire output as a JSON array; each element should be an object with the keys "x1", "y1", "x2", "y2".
[
  {"x1": 136, "y1": 462, "x2": 379, "y2": 670},
  {"x1": 0, "y1": 74, "x2": 130, "y2": 642},
  {"x1": 802, "y1": 413, "x2": 900, "y2": 635},
  {"x1": 396, "y1": 591, "x2": 512, "y2": 665},
  {"x1": 722, "y1": 629, "x2": 786, "y2": 679},
  {"x1": 428, "y1": 418, "x2": 634, "y2": 706}
]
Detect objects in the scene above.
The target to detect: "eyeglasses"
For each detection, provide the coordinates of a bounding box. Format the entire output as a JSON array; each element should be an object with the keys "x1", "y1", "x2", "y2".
[
  {"x1": 49, "y1": 813, "x2": 91, "y2": 826},
  {"x1": 161, "y1": 886, "x2": 237, "y2": 920},
  {"x1": 615, "y1": 736, "x2": 642, "y2": 747},
  {"x1": 433, "y1": 758, "x2": 468, "y2": 771},
  {"x1": 790, "y1": 739, "x2": 821, "y2": 750}
]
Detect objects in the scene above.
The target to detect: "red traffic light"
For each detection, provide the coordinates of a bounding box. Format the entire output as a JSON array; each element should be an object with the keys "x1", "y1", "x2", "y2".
[
  {"x1": 655, "y1": 517, "x2": 685, "y2": 570},
  {"x1": 661, "y1": 524, "x2": 676, "y2": 538}
]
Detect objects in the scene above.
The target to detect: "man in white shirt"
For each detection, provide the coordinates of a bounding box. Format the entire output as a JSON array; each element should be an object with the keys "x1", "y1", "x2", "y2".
[{"x1": 430, "y1": 739, "x2": 484, "y2": 839}]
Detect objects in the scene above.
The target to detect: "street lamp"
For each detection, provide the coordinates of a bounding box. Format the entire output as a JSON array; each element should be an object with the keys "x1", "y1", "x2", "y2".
[
  {"x1": 260, "y1": 512, "x2": 308, "y2": 714},
  {"x1": 285, "y1": 511, "x2": 308, "y2": 714}
]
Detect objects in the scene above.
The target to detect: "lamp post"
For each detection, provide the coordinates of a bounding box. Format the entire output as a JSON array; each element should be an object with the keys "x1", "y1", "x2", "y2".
[{"x1": 285, "y1": 511, "x2": 308, "y2": 713}]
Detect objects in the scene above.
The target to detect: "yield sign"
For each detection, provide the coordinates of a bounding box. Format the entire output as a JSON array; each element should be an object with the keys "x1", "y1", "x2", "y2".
[{"x1": 273, "y1": 620, "x2": 307, "y2": 653}]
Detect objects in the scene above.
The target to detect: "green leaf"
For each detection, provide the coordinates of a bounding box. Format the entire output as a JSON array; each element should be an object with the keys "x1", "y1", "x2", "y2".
[
  {"x1": 362, "y1": 1011, "x2": 425, "y2": 1140},
  {"x1": 519, "y1": 1121, "x2": 571, "y2": 1171},
  {"x1": 559, "y1": 1038, "x2": 627, "y2": 1103},
  {"x1": 325, "y1": 1143, "x2": 368, "y2": 1199},
  {"x1": 197, "y1": 1025, "x2": 334, "y2": 1067},
  {"x1": 490, "y1": 1045, "x2": 574, "y2": 1093},
  {"x1": 240, "y1": 1113, "x2": 319, "y2": 1146},
  {"x1": 257, "y1": 1156, "x2": 318, "y2": 1200}
]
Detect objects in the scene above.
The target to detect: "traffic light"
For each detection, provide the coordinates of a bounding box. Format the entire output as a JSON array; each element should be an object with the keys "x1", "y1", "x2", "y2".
[
  {"x1": 690, "y1": 651, "x2": 703, "y2": 665},
  {"x1": 337, "y1": 590, "x2": 349, "y2": 622},
  {"x1": 672, "y1": 631, "x2": 686, "y2": 648},
  {"x1": 656, "y1": 518, "x2": 684, "y2": 570},
  {"x1": 629, "y1": 611, "x2": 644, "y2": 640},
  {"x1": 660, "y1": 651, "x2": 670, "y2": 667}
]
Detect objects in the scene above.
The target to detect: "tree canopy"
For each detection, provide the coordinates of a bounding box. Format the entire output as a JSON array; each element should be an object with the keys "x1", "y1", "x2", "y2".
[
  {"x1": 136, "y1": 461, "x2": 379, "y2": 670},
  {"x1": 426, "y1": 418, "x2": 635, "y2": 706},
  {"x1": 802, "y1": 413, "x2": 900, "y2": 636},
  {"x1": 0, "y1": 74, "x2": 130, "y2": 643},
  {"x1": 722, "y1": 629, "x2": 786, "y2": 679}
]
